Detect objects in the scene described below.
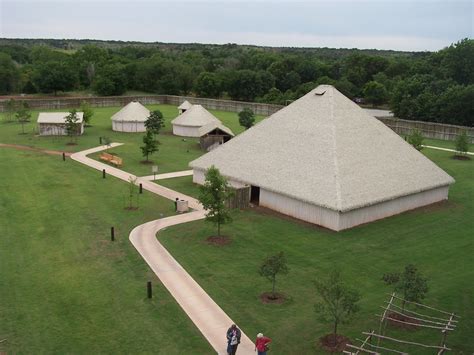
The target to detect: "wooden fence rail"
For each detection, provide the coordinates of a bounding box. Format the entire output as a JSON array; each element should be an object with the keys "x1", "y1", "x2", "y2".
[{"x1": 1, "y1": 95, "x2": 471, "y2": 142}]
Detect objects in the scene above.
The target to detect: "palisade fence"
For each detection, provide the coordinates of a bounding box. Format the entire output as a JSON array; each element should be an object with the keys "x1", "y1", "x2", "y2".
[
  {"x1": 0, "y1": 95, "x2": 283, "y2": 116},
  {"x1": 0, "y1": 95, "x2": 472, "y2": 142},
  {"x1": 377, "y1": 116, "x2": 473, "y2": 143}
]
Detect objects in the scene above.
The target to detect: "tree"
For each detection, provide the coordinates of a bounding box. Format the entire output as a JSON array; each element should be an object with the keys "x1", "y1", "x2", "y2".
[
  {"x1": 4, "y1": 99, "x2": 17, "y2": 122},
  {"x1": 102, "y1": 136, "x2": 112, "y2": 150},
  {"x1": 314, "y1": 270, "x2": 360, "y2": 345},
  {"x1": 15, "y1": 101, "x2": 31, "y2": 134},
  {"x1": 198, "y1": 166, "x2": 234, "y2": 236},
  {"x1": 407, "y1": 129, "x2": 424, "y2": 151},
  {"x1": 363, "y1": 81, "x2": 388, "y2": 107},
  {"x1": 382, "y1": 264, "x2": 429, "y2": 311},
  {"x1": 238, "y1": 108, "x2": 255, "y2": 130},
  {"x1": 127, "y1": 176, "x2": 139, "y2": 210},
  {"x1": 144, "y1": 110, "x2": 165, "y2": 139},
  {"x1": 64, "y1": 109, "x2": 80, "y2": 144},
  {"x1": 80, "y1": 101, "x2": 94, "y2": 126},
  {"x1": 140, "y1": 130, "x2": 158, "y2": 162},
  {"x1": 194, "y1": 72, "x2": 222, "y2": 98},
  {"x1": 0, "y1": 53, "x2": 20, "y2": 94},
  {"x1": 32, "y1": 61, "x2": 77, "y2": 95},
  {"x1": 454, "y1": 130, "x2": 469, "y2": 156},
  {"x1": 259, "y1": 252, "x2": 289, "y2": 299}
]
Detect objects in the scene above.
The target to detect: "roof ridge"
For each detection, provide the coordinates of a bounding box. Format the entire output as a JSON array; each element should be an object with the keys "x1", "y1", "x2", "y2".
[{"x1": 329, "y1": 87, "x2": 342, "y2": 211}]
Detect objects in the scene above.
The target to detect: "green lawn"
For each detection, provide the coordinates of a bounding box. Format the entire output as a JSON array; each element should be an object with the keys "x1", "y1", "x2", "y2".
[
  {"x1": 157, "y1": 176, "x2": 200, "y2": 199},
  {"x1": 0, "y1": 105, "x2": 265, "y2": 176},
  {"x1": 0, "y1": 148, "x2": 212, "y2": 354},
  {"x1": 159, "y1": 149, "x2": 474, "y2": 354}
]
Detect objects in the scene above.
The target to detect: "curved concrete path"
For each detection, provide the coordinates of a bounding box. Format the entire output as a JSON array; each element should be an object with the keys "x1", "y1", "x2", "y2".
[
  {"x1": 71, "y1": 144, "x2": 255, "y2": 355},
  {"x1": 422, "y1": 145, "x2": 474, "y2": 155}
]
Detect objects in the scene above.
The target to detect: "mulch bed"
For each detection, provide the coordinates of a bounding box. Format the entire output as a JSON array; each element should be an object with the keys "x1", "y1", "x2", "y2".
[
  {"x1": 387, "y1": 311, "x2": 420, "y2": 330},
  {"x1": 452, "y1": 155, "x2": 471, "y2": 161},
  {"x1": 259, "y1": 292, "x2": 286, "y2": 304},
  {"x1": 140, "y1": 160, "x2": 154, "y2": 165},
  {"x1": 124, "y1": 206, "x2": 139, "y2": 211},
  {"x1": 206, "y1": 235, "x2": 232, "y2": 246},
  {"x1": 318, "y1": 334, "x2": 351, "y2": 352}
]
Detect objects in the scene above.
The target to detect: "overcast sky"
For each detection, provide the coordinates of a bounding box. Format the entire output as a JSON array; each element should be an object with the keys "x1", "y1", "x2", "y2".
[{"x1": 0, "y1": 0, "x2": 472, "y2": 51}]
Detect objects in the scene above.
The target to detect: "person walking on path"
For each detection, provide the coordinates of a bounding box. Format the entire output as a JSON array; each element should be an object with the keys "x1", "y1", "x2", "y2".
[
  {"x1": 254, "y1": 333, "x2": 271, "y2": 355},
  {"x1": 226, "y1": 324, "x2": 241, "y2": 355}
]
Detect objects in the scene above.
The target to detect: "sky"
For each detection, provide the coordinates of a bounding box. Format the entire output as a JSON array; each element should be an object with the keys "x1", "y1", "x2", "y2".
[{"x1": 0, "y1": 0, "x2": 472, "y2": 51}]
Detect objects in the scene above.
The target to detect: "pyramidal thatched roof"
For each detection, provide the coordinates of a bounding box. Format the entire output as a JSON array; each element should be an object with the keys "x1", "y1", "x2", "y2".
[
  {"x1": 178, "y1": 100, "x2": 193, "y2": 110},
  {"x1": 190, "y1": 85, "x2": 454, "y2": 212},
  {"x1": 171, "y1": 105, "x2": 220, "y2": 127},
  {"x1": 111, "y1": 101, "x2": 150, "y2": 122}
]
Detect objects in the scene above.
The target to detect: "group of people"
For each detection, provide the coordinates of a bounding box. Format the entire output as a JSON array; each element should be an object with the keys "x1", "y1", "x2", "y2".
[{"x1": 226, "y1": 324, "x2": 271, "y2": 355}]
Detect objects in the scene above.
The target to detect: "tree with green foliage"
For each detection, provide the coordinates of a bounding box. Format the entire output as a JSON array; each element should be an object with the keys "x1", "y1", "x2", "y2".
[
  {"x1": 314, "y1": 270, "x2": 360, "y2": 345},
  {"x1": 102, "y1": 136, "x2": 112, "y2": 150},
  {"x1": 194, "y1": 72, "x2": 222, "y2": 98},
  {"x1": 363, "y1": 81, "x2": 388, "y2": 106},
  {"x1": 259, "y1": 252, "x2": 289, "y2": 299},
  {"x1": 407, "y1": 129, "x2": 424, "y2": 151},
  {"x1": 144, "y1": 110, "x2": 165, "y2": 139},
  {"x1": 454, "y1": 131, "x2": 469, "y2": 157},
  {"x1": 0, "y1": 53, "x2": 20, "y2": 94},
  {"x1": 238, "y1": 108, "x2": 255, "y2": 130},
  {"x1": 198, "y1": 166, "x2": 234, "y2": 236},
  {"x1": 32, "y1": 61, "x2": 77, "y2": 95},
  {"x1": 140, "y1": 130, "x2": 158, "y2": 162},
  {"x1": 382, "y1": 264, "x2": 429, "y2": 311},
  {"x1": 64, "y1": 109, "x2": 80, "y2": 144},
  {"x1": 4, "y1": 99, "x2": 17, "y2": 122},
  {"x1": 93, "y1": 63, "x2": 127, "y2": 96},
  {"x1": 80, "y1": 101, "x2": 94, "y2": 126},
  {"x1": 15, "y1": 101, "x2": 31, "y2": 134},
  {"x1": 127, "y1": 176, "x2": 139, "y2": 210}
]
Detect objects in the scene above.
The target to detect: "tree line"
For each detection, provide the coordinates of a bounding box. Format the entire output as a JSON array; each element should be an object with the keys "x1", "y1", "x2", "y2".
[{"x1": 0, "y1": 38, "x2": 472, "y2": 126}]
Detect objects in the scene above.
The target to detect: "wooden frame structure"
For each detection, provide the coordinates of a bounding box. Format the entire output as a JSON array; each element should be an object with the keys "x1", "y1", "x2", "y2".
[{"x1": 343, "y1": 293, "x2": 459, "y2": 354}]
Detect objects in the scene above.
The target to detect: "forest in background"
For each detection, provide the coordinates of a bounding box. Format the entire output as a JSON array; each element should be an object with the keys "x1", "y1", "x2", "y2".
[{"x1": 0, "y1": 38, "x2": 472, "y2": 126}]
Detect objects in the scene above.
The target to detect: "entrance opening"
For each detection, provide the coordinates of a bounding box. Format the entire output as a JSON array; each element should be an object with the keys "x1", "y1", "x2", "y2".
[{"x1": 250, "y1": 185, "x2": 260, "y2": 205}]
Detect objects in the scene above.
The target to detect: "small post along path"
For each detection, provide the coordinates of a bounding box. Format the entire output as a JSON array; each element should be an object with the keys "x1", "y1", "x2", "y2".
[{"x1": 70, "y1": 144, "x2": 255, "y2": 355}]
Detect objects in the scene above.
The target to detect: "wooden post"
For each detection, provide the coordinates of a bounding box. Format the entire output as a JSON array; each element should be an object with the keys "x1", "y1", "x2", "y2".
[
  {"x1": 111, "y1": 227, "x2": 115, "y2": 241},
  {"x1": 99, "y1": 136, "x2": 102, "y2": 145},
  {"x1": 102, "y1": 169, "x2": 106, "y2": 179},
  {"x1": 139, "y1": 183, "x2": 143, "y2": 194},
  {"x1": 62, "y1": 152, "x2": 66, "y2": 161},
  {"x1": 147, "y1": 281, "x2": 152, "y2": 299}
]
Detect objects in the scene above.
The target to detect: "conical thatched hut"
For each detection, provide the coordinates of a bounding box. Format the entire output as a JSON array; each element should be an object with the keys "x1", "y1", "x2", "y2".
[{"x1": 111, "y1": 101, "x2": 150, "y2": 132}]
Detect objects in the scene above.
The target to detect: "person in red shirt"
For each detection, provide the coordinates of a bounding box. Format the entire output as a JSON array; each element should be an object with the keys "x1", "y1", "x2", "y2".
[{"x1": 254, "y1": 333, "x2": 271, "y2": 355}]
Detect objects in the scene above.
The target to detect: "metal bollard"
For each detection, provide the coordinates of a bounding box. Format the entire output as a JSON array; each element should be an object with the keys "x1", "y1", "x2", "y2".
[
  {"x1": 102, "y1": 169, "x2": 106, "y2": 179},
  {"x1": 111, "y1": 227, "x2": 115, "y2": 241}
]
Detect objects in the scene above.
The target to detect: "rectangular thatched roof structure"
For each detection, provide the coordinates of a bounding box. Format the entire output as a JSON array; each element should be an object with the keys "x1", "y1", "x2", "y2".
[{"x1": 37, "y1": 112, "x2": 84, "y2": 124}]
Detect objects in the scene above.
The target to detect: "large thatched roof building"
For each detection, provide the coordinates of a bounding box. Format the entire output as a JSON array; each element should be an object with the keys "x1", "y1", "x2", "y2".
[
  {"x1": 190, "y1": 85, "x2": 455, "y2": 231},
  {"x1": 171, "y1": 104, "x2": 222, "y2": 137},
  {"x1": 37, "y1": 112, "x2": 84, "y2": 136},
  {"x1": 111, "y1": 101, "x2": 150, "y2": 132}
]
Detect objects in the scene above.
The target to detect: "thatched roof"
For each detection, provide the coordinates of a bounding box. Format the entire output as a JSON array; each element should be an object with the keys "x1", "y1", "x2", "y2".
[
  {"x1": 38, "y1": 112, "x2": 84, "y2": 124},
  {"x1": 171, "y1": 105, "x2": 220, "y2": 127},
  {"x1": 198, "y1": 122, "x2": 234, "y2": 137},
  {"x1": 111, "y1": 101, "x2": 150, "y2": 122},
  {"x1": 190, "y1": 85, "x2": 454, "y2": 212},
  {"x1": 178, "y1": 100, "x2": 193, "y2": 110}
]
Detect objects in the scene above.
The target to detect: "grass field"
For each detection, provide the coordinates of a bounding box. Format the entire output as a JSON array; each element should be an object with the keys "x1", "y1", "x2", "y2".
[
  {"x1": 159, "y1": 149, "x2": 474, "y2": 354},
  {"x1": 1, "y1": 104, "x2": 473, "y2": 353},
  {"x1": 0, "y1": 105, "x2": 265, "y2": 176},
  {"x1": 0, "y1": 148, "x2": 212, "y2": 354}
]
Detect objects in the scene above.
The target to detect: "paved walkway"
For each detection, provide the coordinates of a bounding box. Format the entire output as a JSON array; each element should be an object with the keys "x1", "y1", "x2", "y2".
[
  {"x1": 140, "y1": 170, "x2": 194, "y2": 181},
  {"x1": 70, "y1": 144, "x2": 255, "y2": 355},
  {"x1": 423, "y1": 145, "x2": 474, "y2": 155}
]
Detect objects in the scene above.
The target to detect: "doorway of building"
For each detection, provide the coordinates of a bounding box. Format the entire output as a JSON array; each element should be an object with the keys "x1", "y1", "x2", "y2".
[{"x1": 250, "y1": 185, "x2": 260, "y2": 205}]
